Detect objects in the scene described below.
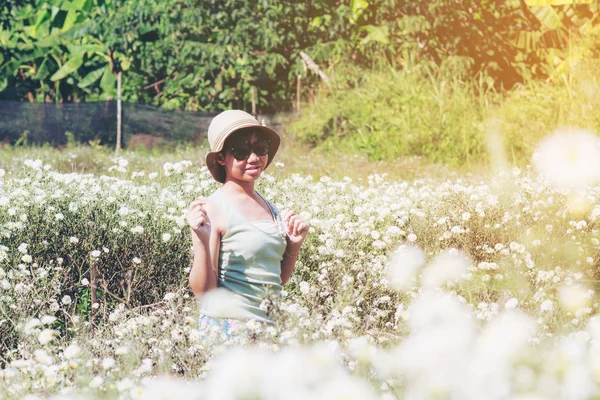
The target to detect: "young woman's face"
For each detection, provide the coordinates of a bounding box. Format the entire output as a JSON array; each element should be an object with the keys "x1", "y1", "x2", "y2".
[{"x1": 220, "y1": 130, "x2": 270, "y2": 183}]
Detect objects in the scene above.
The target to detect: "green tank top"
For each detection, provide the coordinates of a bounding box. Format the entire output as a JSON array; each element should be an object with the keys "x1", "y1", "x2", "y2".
[{"x1": 207, "y1": 189, "x2": 287, "y2": 322}]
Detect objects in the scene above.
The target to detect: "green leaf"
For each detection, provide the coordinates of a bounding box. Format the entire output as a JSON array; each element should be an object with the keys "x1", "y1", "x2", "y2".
[
  {"x1": 30, "y1": 9, "x2": 50, "y2": 38},
  {"x1": 0, "y1": 78, "x2": 7, "y2": 92},
  {"x1": 350, "y1": 0, "x2": 369, "y2": 23},
  {"x1": 361, "y1": 25, "x2": 390, "y2": 45},
  {"x1": 50, "y1": 55, "x2": 84, "y2": 81},
  {"x1": 67, "y1": 44, "x2": 105, "y2": 55},
  {"x1": 78, "y1": 66, "x2": 105, "y2": 88},
  {"x1": 35, "y1": 33, "x2": 61, "y2": 48},
  {"x1": 65, "y1": 0, "x2": 92, "y2": 11},
  {"x1": 99, "y1": 65, "x2": 116, "y2": 93},
  {"x1": 62, "y1": 10, "x2": 79, "y2": 32},
  {"x1": 36, "y1": 58, "x2": 51, "y2": 80},
  {"x1": 50, "y1": 6, "x2": 61, "y2": 21}
]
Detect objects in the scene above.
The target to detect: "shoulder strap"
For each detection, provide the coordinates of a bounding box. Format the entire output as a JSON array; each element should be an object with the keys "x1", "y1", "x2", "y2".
[{"x1": 256, "y1": 192, "x2": 278, "y2": 219}]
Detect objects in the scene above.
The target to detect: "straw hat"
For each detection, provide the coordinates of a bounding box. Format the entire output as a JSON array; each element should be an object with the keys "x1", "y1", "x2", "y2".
[{"x1": 205, "y1": 110, "x2": 281, "y2": 183}]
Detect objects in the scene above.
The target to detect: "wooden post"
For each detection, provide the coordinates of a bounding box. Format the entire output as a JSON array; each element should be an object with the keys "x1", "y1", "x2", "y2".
[
  {"x1": 251, "y1": 87, "x2": 256, "y2": 115},
  {"x1": 296, "y1": 74, "x2": 301, "y2": 112},
  {"x1": 116, "y1": 71, "x2": 122, "y2": 151}
]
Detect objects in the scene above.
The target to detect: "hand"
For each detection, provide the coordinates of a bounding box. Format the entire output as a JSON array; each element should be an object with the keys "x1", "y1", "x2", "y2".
[
  {"x1": 281, "y1": 210, "x2": 309, "y2": 245},
  {"x1": 187, "y1": 199, "x2": 211, "y2": 243}
]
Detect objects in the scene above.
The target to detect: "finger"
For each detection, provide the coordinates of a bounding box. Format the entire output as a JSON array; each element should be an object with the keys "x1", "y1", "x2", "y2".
[
  {"x1": 294, "y1": 219, "x2": 304, "y2": 236},
  {"x1": 282, "y1": 210, "x2": 297, "y2": 223},
  {"x1": 290, "y1": 219, "x2": 298, "y2": 236},
  {"x1": 193, "y1": 216, "x2": 207, "y2": 229},
  {"x1": 297, "y1": 222, "x2": 308, "y2": 235},
  {"x1": 287, "y1": 215, "x2": 297, "y2": 231},
  {"x1": 189, "y1": 199, "x2": 207, "y2": 209},
  {"x1": 190, "y1": 203, "x2": 207, "y2": 213},
  {"x1": 189, "y1": 204, "x2": 208, "y2": 217}
]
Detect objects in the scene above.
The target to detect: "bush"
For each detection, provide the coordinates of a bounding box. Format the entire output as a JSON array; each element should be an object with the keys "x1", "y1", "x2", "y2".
[{"x1": 291, "y1": 58, "x2": 600, "y2": 168}]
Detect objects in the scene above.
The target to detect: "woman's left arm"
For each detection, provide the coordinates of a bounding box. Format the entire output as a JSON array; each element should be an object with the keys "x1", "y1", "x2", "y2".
[{"x1": 280, "y1": 210, "x2": 309, "y2": 285}]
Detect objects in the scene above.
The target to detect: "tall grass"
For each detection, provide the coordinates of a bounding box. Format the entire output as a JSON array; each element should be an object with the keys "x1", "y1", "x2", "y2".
[{"x1": 291, "y1": 58, "x2": 600, "y2": 168}]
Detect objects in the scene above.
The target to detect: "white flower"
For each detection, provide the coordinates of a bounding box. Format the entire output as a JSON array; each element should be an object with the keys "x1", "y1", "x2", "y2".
[
  {"x1": 64, "y1": 344, "x2": 82, "y2": 360},
  {"x1": 17, "y1": 243, "x2": 28, "y2": 254},
  {"x1": 148, "y1": 172, "x2": 159, "y2": 180},
  {"x1": 69, "y1": 236, "x2": 79, "y2": 244},
  {"x1": 132, "y1": 257, "x2": 142, "y2": 264},
  {"x1": 560, "y1": 285, "x2": 591, "y2": 313},
  {"x1": 407, "y1": 233, "x2": 417, "y2": 242},
  {"x1": 81, "y1": 278, "x2": 89, "y2": 286},
  {"x1": 540, "y1": 299, "x2": 554, "y2": 313},
  {"x1": 41, "y1": 315, "x2": 56, "y2": 325},
  {"x1": 386, "y1": 244, "x2": 425, "y2": 290},
  {"x1": 21, "y1": 254, "x2": 32, "y2": 263},
  {"x1": 38, "y1": 329, "x2": 56, "y2": 345},
  {"x1": 162, "y1": 233, "x2": 172, "y2": 242},
  {"x1": 475, "y1": 310, "x2": 536, "y2": 363},
  {"x1": 90, "y1": 250, "x2": 101, "y2": 258},
  {"x1": 171, "y1": 328, "x2": 184, "y2": 342},
  {"x1": 505, "y1": 298, "x2": 519, "y2": 310},
  {"x1": 347, "y1": 336, "x2": 377, "y2": 364},
  {"x1": 102, "y1": 357, "x2": 116, "y2": 370},
  {"x1": 62, "y1": 295, "x2": 72, "y2": 305},
  {"x1": 199, "y1": 288, "x2": 254, "y2": 319},
  {"x1": 24, "y1": 159, "x2": 43, "y2": 170},
  {"x1": 299, "y1": 281, "x2": 310, "y2": 295},
  {"x1": 532, "y1": 127, "x2": 600, "y2": 189},
  {"x1": 55, "y1": 213, "x2": 64, "y2": 220},
  {"x1": 88, "y1": 376, "x2": 104, "y2": 388},
  {"x1": 420, "y1": 249, "x2": 471, "y2": 288},
  {"x1": 131, "y1": 226, "x2": 144, "y2": 234},
  {"x1": 164, "y1": 292, "x2": 176, "y2": 301},
  {"x1": 116, "y1": 378, "x2": 134, "y2": 392},
  {"x1": 34, "y1": 349, "x2": 54, "y2": 365}
]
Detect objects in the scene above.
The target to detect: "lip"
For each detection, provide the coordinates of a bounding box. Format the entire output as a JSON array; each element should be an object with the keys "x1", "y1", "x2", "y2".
[{"x1": 245, "y1": 165, "x2": 262, "y2": 172}]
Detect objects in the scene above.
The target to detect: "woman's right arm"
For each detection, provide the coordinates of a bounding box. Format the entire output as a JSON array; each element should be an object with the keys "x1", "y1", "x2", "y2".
[{"x1": 187, "y1": 200, "x2": 221, "y2": 297}]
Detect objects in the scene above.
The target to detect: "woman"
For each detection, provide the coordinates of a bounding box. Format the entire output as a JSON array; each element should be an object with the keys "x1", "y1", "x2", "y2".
[{"x1": 187, "y1": 110, "x2": 309, "y2": 335}]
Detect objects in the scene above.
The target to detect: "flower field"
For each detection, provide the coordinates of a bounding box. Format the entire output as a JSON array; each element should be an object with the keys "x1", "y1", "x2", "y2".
[{"x1": 2, "y1": 130, "x2": 600, "y2": 399}]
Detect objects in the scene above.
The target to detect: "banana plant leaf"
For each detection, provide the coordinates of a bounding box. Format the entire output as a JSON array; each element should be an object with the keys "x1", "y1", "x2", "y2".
[{"x1": 50, "y1": 54, "x2": 83, "y2": 81}]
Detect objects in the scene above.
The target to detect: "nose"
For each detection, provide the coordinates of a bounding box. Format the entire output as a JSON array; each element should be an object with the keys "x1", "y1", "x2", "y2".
[{"x1": 247, "y1": 150, "x2": 260, "y2": 162}]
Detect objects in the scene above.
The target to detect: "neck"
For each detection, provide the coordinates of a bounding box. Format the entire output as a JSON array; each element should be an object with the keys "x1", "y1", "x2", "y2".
[{"x1": 222, "y1": 179, "x2": 255, "y2": 196}]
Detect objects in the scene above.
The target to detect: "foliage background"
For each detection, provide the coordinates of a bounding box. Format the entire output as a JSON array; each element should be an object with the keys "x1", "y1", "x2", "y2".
[
  {"x1": 2, "y1": 0, "x2": 600, "y2": 164},
  {"x1": 3, "y1": 0, "x2": 598, "y2": 110}
]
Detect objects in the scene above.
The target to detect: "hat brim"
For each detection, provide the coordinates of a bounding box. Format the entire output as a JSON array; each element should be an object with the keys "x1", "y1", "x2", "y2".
[{"x1": 205, "y1": 125, "x2": 280, "y2": 183}]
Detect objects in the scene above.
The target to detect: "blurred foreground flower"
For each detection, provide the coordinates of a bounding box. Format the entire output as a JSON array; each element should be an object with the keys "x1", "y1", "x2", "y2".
[
  {"x1": 421, "y1": 248, "x2": 471, "y2": 289},
  {"x1": 532, "y1": 127, "x2": 600, "y2": 189},
  {"x1": 386, "y1": 244, "x2": 425, "y2": 290},
  {"x1": 198, "y1": 288, "x2": 253, "y2": 319}
]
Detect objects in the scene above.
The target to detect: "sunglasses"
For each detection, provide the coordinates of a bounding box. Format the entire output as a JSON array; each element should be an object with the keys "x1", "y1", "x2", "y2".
[{"x1": 229, "y1": 140, "x2": 271, "y2": 160}]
